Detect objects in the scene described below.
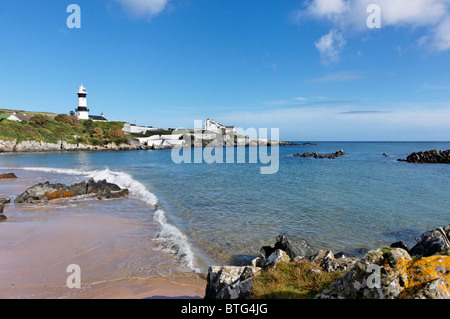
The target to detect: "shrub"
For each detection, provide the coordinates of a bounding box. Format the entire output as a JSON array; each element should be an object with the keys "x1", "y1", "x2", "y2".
[
  {"x1": 92, "y1": 126, "x2": 104, "y2": 139},
  {"x1": 107, "y1": 125, "x2": 125, "y2": 139},
  {"x1": 29, "y1": 114, "x2": 50, "y2": 126},
  {"x1": 55, "y1": 114, "x2": 81, "y2": 127}
]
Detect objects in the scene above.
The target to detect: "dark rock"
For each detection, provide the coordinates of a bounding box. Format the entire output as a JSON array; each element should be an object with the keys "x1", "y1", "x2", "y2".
[
  {"x1": 0, "y1": 214, "x2": 6, "y2": 222},
  {"x1": 15, "y1": 179, "x2": 126, "y2": 203},
  {"x1": 0, "y1": 197, "x2": 11, "y2": 214},
  {"x1": 294, "y1": 149, "x2": 345, "y2": 159},
  {"x1": 268, "y1": 234, "x2": 314, "y2": 260},
  {"x1": 398, "y1": 149, "x2": 450, "y2": 164},
  {"x1": 0, "y1": 173, "x2": 17, "y2": 179},
  {"x1": 409, "y1": 225, "x2": 450, "y2": 257},
  {"x1": 97, "y1": 188, "x2": 129, "y2": 200},
  {"x1": 86, "y1": 179, "x2": 121, "y2": 194},
  {"x1": 382, "y1": 153, "x2": 389, "y2": 157},
  {"x1": 390, "y1": 241, "x2": 410, "y2": 252}
]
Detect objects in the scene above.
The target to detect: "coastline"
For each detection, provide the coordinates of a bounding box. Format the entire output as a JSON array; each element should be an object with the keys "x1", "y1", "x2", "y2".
[
  {"x1": 0, "y1": 169, "x2": 207, "y2": 299},
  {"x1": 0, "y1": 138, "x2": 296, "y2": 154}
]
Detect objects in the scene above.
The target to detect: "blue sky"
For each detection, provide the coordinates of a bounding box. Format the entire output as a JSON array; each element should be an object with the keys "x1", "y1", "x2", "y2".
[{"x1": 0, "y1": 0, "x2": 449, "y2": 141}]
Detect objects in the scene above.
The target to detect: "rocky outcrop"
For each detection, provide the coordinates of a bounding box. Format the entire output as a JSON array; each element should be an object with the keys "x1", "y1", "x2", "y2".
[
  {"x1": 0, "y1": 173, "x2": 17, "y2": 179},
  {"x1": 294, "y1": 149, "x2": 345, "y2": 159},
  {"x1": 206, "y1": 226, "x2": 450, "y2": 299},
  {"x1": 205, "y1": 266, "x2": 261, "y2": 299},
  {"x1": 316, "y1": 247, "x2": 450, "y2": 299},
  {"x1": 398, "y1": 149, "x2": 450, "y2": 164},
  {"x1": 0, "y1": 139, "x2": 139, "y2": 153},
  {"x1": 14, "y1": 179, "x2": 128, "y2": 204}
]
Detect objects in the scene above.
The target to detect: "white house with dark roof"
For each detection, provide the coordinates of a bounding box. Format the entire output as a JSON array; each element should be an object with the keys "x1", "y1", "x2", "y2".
[
  {"x1": 7, "y1": 112, "x2": 31, "y2": 122},
  {"x1": 75, "y1": 84, "x2": 108, "y2": 122}
]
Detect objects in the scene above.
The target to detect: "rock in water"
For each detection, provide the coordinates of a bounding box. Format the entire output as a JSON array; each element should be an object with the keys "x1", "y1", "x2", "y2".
[
  {"x1": 397, "y1": 149, "x2": 450, "y2": 164},
  {"x1": 0, "y1": 173, "x2": 17, "y2": 179},
  {"x1": 293, "y1": 150, "x2": 345, "y2": 159},
  {"x1": 409, "y1": 225, "x2": 450, "y2": 257},
  {"x1": 14, "y1": 181, "x2": 87, "y2": 203},
  {"x1": 15, "y1": 180, "x2": 128, "y2": 203}
]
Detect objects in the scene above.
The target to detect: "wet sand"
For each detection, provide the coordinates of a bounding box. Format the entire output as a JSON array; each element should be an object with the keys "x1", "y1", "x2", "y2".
[{"x1": 0, "y1": 171, "x2": 207, "y2": 299}]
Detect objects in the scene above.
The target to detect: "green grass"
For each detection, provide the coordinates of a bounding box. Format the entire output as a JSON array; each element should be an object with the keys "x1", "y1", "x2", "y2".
[
  {"x1": 0, "y1": 113, "x2": 129, "y2": 146},
  {"x1": 0, "y1": 108, "x2": 58, "y2": 119},
  {"x1": 251, "y1": 261, "x2": 345, "y2": 299}
]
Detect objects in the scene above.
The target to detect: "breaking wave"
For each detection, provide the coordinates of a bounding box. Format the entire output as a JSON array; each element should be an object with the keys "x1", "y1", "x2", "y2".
[{"x1": 13, "y1": 166, "x2": 200, "y2": 273}]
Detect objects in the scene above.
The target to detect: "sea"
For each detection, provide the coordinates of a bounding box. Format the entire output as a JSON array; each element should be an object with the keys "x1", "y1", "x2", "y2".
[{"x1": 1, "y1": 141, "x2": 449, "y2": 276}]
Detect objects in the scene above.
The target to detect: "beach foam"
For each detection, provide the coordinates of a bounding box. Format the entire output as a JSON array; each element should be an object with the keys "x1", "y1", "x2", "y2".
[{"x1": 6, "y1": 166, "x2": 200, "y2": 273}]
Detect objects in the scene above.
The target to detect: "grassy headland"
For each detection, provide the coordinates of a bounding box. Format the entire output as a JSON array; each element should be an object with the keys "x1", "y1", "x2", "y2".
[{"x1": 0, "y1": 110, "x2": 128, "y2": 146}]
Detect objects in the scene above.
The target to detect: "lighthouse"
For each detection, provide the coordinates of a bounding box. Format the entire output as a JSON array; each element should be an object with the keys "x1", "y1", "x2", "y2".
[{"x1": 76, "y1": 84, "x2": 89, "y2": 120}]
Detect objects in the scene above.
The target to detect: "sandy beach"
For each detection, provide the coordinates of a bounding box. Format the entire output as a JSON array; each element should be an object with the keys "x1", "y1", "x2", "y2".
[{"x1": 0, "y1": 170, "x2": 206, "y2": 299}]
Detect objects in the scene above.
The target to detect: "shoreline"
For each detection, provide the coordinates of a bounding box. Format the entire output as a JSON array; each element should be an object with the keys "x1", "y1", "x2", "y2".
[
  {"x1": 0, "y1": 170, "x2": 207, "y2": 299},
  {"x1": 0, "y1": 138, "x2": 297, "y2": 154}
]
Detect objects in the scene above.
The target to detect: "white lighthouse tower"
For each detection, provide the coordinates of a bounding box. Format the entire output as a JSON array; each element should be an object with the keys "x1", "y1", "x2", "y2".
[{"x1": 76, "y1": 84, "x2": 89, "y2": 120}]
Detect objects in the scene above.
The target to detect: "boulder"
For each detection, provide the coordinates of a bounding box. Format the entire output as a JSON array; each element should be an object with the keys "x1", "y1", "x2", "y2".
[
  {"x1": 0, "y1": 173, "x2": 17, "y2": 179},
  {"x1": 14, "y1": 181, "x2": 87, "y2": 203},
  {"x1": 390, "y1": 241, "x2": 410, "y2": 253},
  {"x1": 204, "y1": 266, "x2": 261, "y2": 299},
  {"x1": 294, "y1": 249, "x2": 359, "y2": 273},
  {"x1": 15, "y1": 180, "x2": 127, "y2": 203},
  {"x1": 409, "y1": 225, "x2": 450, "y2": 257},
  {"x1": 263, "y1": 249, "x2": 290, "y2": 268},
  {"x1": 316, "y1": 247, "x2": 450, "y2": 299},
  {"x1": 97, "y1": 188, "x2": 129, "y2": 200},
  {"x1": 86, "y1": 178, "x2": 121, "y2": 194}
]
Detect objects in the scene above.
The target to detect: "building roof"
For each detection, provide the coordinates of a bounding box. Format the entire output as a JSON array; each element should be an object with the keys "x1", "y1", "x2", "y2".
[
  {"x1": 89, "y1": 114, "x2": 108, "y2": 122},
  {"x1": 8, "y1": 113, "x2": 31, "y2": 122}
]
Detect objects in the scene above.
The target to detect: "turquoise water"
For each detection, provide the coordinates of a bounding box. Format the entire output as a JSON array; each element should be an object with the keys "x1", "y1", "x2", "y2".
[{"x1": 1, "y1": 142, "x2": 449, "y2": 272}]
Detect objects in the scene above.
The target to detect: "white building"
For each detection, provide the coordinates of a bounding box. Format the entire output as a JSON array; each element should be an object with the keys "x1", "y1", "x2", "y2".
[
  {"x1": 7, "y1": 112, "x2": 30, "y2": 122},
  {"x1": 123, "y1": 123, "x2": 159, "y2": 135},
  {"x1": 204, "y1": 119, "x2": 236, "y2": 134},
  {"x1": 75, "y1": 84, "x2": 108, "y2": 122},
  {"x1": 136, "y1": 134, "x2": 185, "y2": 148}
]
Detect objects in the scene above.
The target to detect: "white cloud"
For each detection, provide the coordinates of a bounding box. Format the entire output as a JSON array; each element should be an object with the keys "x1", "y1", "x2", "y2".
[
  {"x1": 298, "y1": 0, "x2": 450, "y2": 59},
  {"x1": 116, "y1": 0, "x2": 169, "y2": 18},
  {"x1": 314, "y1": 29, "x2": 346, "y2": 65}
]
